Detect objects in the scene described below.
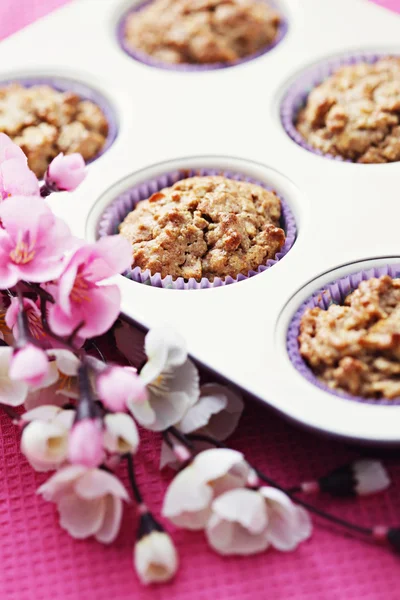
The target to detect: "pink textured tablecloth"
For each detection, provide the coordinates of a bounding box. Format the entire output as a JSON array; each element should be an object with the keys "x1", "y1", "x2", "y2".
[{"x1": 1, "y1": 2, "x2": 400, "y2": 600}]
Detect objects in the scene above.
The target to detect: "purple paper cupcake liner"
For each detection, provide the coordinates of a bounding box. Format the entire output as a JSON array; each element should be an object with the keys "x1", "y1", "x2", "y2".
[
  {"x1": 280, "y1": 51, "x2": 399, "y2": 161},
  {"x1": 287, "y1": 262, "x2": 400, "y2": 405},
  {"x1": 117, "y1": 0, "x2": 288, "y2": 72},
  {"x1": 0, "y1": 76, "x2": 118, "y2": 164},
  {"x1": 97, "y1": 167, "x2": 297, "y2": 290}
]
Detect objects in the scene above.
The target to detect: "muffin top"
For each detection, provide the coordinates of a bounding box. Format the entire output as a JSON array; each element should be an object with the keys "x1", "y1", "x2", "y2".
[
  {"x1": 119, "y1": 175, "x2": 285, "y2": 282},
  {"x1": 124, "y1": 0, "x2": 281, "y2": 65},
  {"x1": 0, "y1": 83, "x2": 109, "y2": 178},
  {"x1": 299, "y1": 275, "x2": 400, "y2": 399},
  {"x1": 296, "y1": 57, "x2": 400, "y2": 163}
]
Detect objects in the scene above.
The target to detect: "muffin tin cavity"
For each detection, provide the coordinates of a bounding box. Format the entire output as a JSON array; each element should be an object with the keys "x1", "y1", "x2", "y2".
[
  {"x1": 286, "y1": 260, "x2": 400, "y2": 405},
  {"x1": 0, "y1": 75, "x2": 118, "y2": 176},
  {"x1": 280, "y1": 51, "x2": 400, "y2": 163},
  {"x1": 91, "y1": 157, "x2": 297, "y2": 290},
  {"x1": 116, "y1": 0, "x2": 288, "y2": 71},
  {"x1": 97, "y1": 166, "x2": 296, "y2": 290}
]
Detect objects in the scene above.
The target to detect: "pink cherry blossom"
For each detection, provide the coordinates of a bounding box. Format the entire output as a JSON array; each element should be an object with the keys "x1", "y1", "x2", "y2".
[
  {"x1": 9, "y1": 343, "x2": 49, "y2": 387},
  {"x1": 97, "y1": 365, "x2": 148, "y2": 412},
  {"x1": 6, "y1": 297, "x2": 48, "y2": 345},
  {"x1": 68, "y1": 418, "x2": 105, "y2": 468},
  {"x1": 46, "y1": 153, "x2": 86, "y2": 192},
  {"x1": 0, "y1": 133, "x2": 39, "y2": 200},
  {"x1": 0, "y1": 196, "x2": 73, "y2": 288},
  {"x1": 46, "y1": 235, "x2": 132, "y2": 339}
]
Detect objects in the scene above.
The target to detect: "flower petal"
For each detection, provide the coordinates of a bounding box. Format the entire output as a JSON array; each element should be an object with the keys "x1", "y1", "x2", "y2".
[
  {"x1": 354, "y1": 460, "x2": 391, "y2": 496},
  {"x1": 22, "y1": 405, "x2": 61, "y2": 423},
  {"x1": 75, "y1": 469, "x2": 130, "y2": 501},
  {"x1": 37, "y1": 465, "x2": 87, "y2": 501},
  {"x1": 104, "y1": 413, "x2": 140, "y2": 454},
  {"x1": 206, "y1": 512, "x2": 269, "y2": 556},
  {"x1": 140, "y1": 327, "x2": 187, "y2": 384},
  {"x1": 50, "y1": 349, "x2": 80, "y2": 377},
  {"x1": 199, "y1": 384, "x2": 244, "y2": 441},
  {"x1": 58, "y1": 492, "x2": 105, "y2": 539},
  {"x1": 212, "y1": 489, "x2": 268, "y2": 534},
  {"x1": 95, "y1": 495, "x2": 123, "y2": 544},
  {"x1": 193, "y1": 448, "x2": 246, "y2": 484},
  {"x1": 260, "y1": 487, "x2": 312, "y2": 551},
  {"x1": 162, "y1": 465, "x2": 213, "y2": 530},
  {"x1": 179, "y1": 389, "x2": 227, "y2": 434}
]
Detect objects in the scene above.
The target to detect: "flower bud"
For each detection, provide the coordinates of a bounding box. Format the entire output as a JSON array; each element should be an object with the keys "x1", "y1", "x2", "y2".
[
  {"x1": 68, "y1": 418, "x2": 104, "y2": 468},
  {"x1": 318, "y1": 460, "x2": 390, "y2": 497},
  {"x1": 9, "y1": 343, "x2": 49, "y2": 387},
  {"x1": 97, "y1": 366, "x2": 148, "y2": 412},
  {"x1": 134, "y1": 512, "x2": 178, "y2": 585},
  {"x1": 45, "y1": 153, "x2": 86, "y2": 192}
]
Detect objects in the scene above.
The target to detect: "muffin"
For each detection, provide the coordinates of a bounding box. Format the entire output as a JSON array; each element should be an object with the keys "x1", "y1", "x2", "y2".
[
  {"x1": 296, "y1": 57, "x2": 400, "y2": 163},
  {"x1": 299, "y1": 275, "x2": 400, "y2": 399},
  {"x1": 119, "y1": 175, "x2": 286, "y2": 282},
  {"x1": 123, "y1": 0, "x2": 281, "y2": 66},
  {"x1": 0, "y1": 83, "x2": 109, "y2": 178}
]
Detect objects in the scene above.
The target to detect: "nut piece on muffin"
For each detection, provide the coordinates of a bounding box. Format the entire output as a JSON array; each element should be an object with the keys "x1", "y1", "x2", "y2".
[
  {"x1": 0, "y1": 83, "x2": 109, "y2": 178},
  {"x1": 296, "y1": 57, "x2": 400, "y2": 163},
  {"x1": 299, "y1": 275, "x2": 400, "y2": 399},
  {"x1": 119, "y1": 175, "x2": 286, "y2": 282},
  {"x1": 124, "y1": 0, "x2": 281, "y2": 65}
]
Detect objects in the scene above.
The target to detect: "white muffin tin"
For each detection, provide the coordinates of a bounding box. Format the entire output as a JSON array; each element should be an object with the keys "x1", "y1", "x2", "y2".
[{"x1": 2, "y1": 0, "x2": 400, "y2": 445}]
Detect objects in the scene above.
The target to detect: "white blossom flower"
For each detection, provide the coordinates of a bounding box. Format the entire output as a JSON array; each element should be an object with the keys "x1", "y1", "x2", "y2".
[
  {"x1": 162, "y1": 448, "x2": 249, "y2": 530},
  {"x1": 134, "y1": 524, "x2": 178, "y2": 585},
  {"x1": 260, "y1": 487, "x2": 312, "y2": 551},
  {"x1": 206, "y1": 488, "x2": 269, "y2": 555},
  {"x1": 24, "y1": 349, "x2": 81, "y2": 410},
  {"x1": 38, "y1": 465, "x2": 129, "y2": 543},
  {"x1": 104, "y1": 413, "x2": 140, "y2": 454},
  {"x1": 128, "y1": 327, "x2": 199, "y2": 431},
  {"x1": 160, "y1": 384, "x2": 244, "y2": 469},
  {"x1": 0, "y1": 346, "x2": 29, "y2": 406},
  {"x1": 206, "y1": 486, "x2": 312, "y2": 556},
  {"x1": 21, "y1": 405, "x2": 75, "y2": 471}
]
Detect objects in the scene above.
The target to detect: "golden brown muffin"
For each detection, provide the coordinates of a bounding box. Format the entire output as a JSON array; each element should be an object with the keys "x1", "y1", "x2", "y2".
[
  {"x1": 124, "y1": 0, "x2": 281, "y2": 65},
  {"x1": 296, "y1": 57, "x2": 400, "y2": 163},
  {"x1": 299, "y1": 276, "x2": 400, "y2": 399},
  {"x1": 119, "y1": 175, "x2": 285, "y2": 281},
  {"x1": 0, "y1": 83, "x2": 108, "y2": 178}
]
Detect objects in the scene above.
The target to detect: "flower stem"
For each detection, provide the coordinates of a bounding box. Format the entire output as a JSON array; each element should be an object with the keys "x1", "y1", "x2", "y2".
[
  {"x1": 75, "y1": 363, "x2": 101, "y2": 421},
  {"x1": 186, "y1": 432, "x2": 374, "y2": 539},
  {"x1": 126, "y1": 453, "x2": 144, "y2": 505},
  {"x1": 168, "y1": 426, "x2": 195, "y2": 451},
  {"x1": 0, "y1": 403, "x2": 20, "y2": 421}
]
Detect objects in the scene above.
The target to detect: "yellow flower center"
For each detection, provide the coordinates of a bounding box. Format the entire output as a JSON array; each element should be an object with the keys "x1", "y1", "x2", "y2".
[
  {"x1": 58, "y1": 372, "x2": 73, "y2": 392},
  {"x1": 10, "y1": 231, "x2": 36, "y2": 265},
  {"x1": 70, "y1": 274, "x2": 91, "y2": 304},
  {"x1": 0, "y1": 312, "x2": 10, "y2": 336}
]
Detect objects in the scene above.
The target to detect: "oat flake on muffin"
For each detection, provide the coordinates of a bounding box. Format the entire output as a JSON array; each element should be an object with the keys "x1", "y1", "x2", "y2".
[
  {"x1": 0, "y1": 83, "x2": 108, "y2": 178},
  {"x1": 299, "y1": 275, "x2": 400, "y2": 400},
  {"x1": 124, "y1": 0, "x2": 281, "y2": 65},
  {"x1": 296, "y1": 57, "x2": 400, "y2": 163},
  {"x1": 119, "y1": 175, "x2": 285, "y2": 282}
]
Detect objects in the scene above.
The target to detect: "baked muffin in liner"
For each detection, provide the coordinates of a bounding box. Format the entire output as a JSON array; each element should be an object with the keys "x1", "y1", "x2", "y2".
[
  {"x1": 280, "y1": 52, "x2": 400, "y2": 162},
  {"x1": 97, "y1": 167, "x2": 296, "y2": 290},
  {"x1": 0, "y1": 76, "x2": 118, "y2": 168},
  {"x1": 117, "y1": 0, "x2": 288, "y2": 71},
  {"x1": 287, "y1": 263, "x2": 400, "y2": 405}
]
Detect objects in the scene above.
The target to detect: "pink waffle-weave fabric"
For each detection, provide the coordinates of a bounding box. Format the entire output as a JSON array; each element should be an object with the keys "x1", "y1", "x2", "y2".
[{"x1": 2, "y1": 2, "x2": 400, "y2": 599}]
